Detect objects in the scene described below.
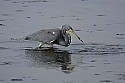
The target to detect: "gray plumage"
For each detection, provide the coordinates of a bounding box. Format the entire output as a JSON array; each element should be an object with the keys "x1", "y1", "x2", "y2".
[{"x1": 24, "y1": 25, "x2": 83, "y2": 47}]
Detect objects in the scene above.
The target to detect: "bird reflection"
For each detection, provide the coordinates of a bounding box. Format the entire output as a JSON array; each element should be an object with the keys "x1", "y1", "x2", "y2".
[{"x1": 25, "y1": 47, "x2": 74, "y2": 74}]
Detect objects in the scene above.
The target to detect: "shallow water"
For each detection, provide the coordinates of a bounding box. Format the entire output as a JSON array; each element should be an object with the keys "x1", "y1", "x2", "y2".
[
  {"x1": 0, "y1": 0, "x2": 125, "y2": 83},
  {"x1": 0, "y1": 40, "x2": 125, "y2": 83}
]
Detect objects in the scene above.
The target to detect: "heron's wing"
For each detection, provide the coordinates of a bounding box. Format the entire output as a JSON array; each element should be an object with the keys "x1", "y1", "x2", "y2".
[{"x1": 25, "y1": 29, "x2": 61, "y2": 43}]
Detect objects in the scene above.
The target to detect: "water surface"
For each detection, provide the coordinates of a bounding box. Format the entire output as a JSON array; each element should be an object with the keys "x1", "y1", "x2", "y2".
[{"x1": 0, "y1": 0, "x2": 125, "y2": 83}]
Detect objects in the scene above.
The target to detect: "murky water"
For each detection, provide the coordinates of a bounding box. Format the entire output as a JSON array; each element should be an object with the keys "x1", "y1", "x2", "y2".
[{"x1": 0, "y1": 0, "x2": 125, "y2": 83}]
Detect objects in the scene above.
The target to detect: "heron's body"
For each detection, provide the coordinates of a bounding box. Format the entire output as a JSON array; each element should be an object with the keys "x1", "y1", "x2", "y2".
[{"x1": 24, "y1": 25, "x2": 83, "y2": 47}]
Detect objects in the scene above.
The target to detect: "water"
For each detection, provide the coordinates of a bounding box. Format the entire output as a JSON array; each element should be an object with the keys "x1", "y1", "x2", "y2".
[{"x1": 0, "y1": 0, "x2": 125, "y2": 83}]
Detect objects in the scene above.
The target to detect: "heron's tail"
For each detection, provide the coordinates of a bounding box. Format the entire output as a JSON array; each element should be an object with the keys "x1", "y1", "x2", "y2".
[
  {"x1": 23, "y1": 36, "x2": 31, "y2": 40},
  {"x1": 10, "y1": 37, "x2": 26, "y2": 42}
]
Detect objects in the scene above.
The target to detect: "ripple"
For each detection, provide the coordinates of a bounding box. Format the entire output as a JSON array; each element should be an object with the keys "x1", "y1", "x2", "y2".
[
  {"x1": 1, "y1": 40, "x2": 125, "y2": 56},
  {"x1": 0, "y1": 47, "x2": 9, "y2": 50},
  {"x1": 0, "y1": 62, "x2": 12, "y2": 65},
  {"x1": 70, "y1": 43, "x2": 125, "y2": 55},
  {"x1": 99, "y1": 80, "x2": 112, "y2": 82}
]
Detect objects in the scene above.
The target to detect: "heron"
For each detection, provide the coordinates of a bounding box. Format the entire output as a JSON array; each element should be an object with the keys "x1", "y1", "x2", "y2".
[{"x1": 24, "y1": 24, "x2": 83, "y2": 48}]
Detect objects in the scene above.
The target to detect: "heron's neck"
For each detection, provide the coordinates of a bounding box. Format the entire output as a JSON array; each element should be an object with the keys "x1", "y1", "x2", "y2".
[{"x1": 61, "y1": 30, "x2": 71, "y2": 46}]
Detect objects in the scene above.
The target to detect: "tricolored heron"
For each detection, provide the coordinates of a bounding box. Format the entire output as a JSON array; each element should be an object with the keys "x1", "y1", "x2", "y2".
[{"x1": 24, "y1": 25, "x2": 83, "y2": 47}]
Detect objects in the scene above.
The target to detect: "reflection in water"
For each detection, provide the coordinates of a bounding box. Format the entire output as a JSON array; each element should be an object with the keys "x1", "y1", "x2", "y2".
[
  {"x1": 24, "y1": 43, "x2": 125, "y2": 74},
  {"x1": 25, "y1": 47, "x2": 74, "y2": 74}
]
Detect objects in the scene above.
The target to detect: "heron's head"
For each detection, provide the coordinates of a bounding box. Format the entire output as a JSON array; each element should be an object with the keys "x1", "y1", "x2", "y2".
[{"x1": 62, "y1": 25, "x2": 84, "y2": 42}]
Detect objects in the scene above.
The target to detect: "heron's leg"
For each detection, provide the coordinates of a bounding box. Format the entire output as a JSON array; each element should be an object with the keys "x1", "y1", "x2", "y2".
[{"x1": 37, "y1": 42, "x2": 44, "y2": 48}]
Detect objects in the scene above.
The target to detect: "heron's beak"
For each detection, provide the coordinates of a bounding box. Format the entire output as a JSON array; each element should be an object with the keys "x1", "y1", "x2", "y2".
[{"x1": 68, "y1": 29, "x2": 84, "y2": 42}]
